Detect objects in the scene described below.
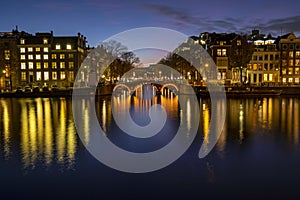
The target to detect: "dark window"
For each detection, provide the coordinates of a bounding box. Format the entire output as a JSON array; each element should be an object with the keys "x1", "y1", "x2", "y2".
[
  {"x1": 264, "y1": 55, "x2": 268, "y2": 60},
  {"x1": 283, "y1": 44, "x2": 287, "y2": 50}
]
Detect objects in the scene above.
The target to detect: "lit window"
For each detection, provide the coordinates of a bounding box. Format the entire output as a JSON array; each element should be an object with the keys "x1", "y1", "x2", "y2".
[
  {"x1": 66, "y1": 44, "x2": 72, "y2": 50},
  {"x1": 21, "y1": 63, "x2": 26, "y2": 70},
  {"x1": 36, "y1": 54, "x2": 41, "y2": 60},
  {"x1": 20, "y1": 39, "x2": 25, "y2": 44},
  {"x1": 60, "y1": 71, "x2": 66, "y2": 80},
  {"x1": 21, "y1": 72, "x2": 26, "y2": 81},
  {"x1": 52, "y1": 62, "x2": 57, "y2": 69},
  {"x1": 28, "y1": 47, "x2": 33, "y2": 52},
  {"x1": 36, "y1": 72, "x2": 42, "y2": 81},
  {"x1": 28, "y1": 62, "x2": 34, "y2": 69},
  {"x1": 295, "y1": 68, "x2": 299, "y2": 74},
  {"x1": 52, "y1": 72, "x2": 57, "y2": 80},
  {"x1": 264, "y1": 74, "x2": 268, "y2": 81},
  {"x1": 289, "y1": 78, "x2": 293, "y2": 83},
  {"x1": 28, "y1": 55, "x2": 33, "y2": 60},
  {"x1": 44, "y1": 63, "x2": 48, "y2": 69},
  {"x1": 20, "y1": 48, "x2": 26, "y2": 53},
  {"x1": 69, "y1": 54, "x2": 74, "y2": 58},
  {"x1": 56, "y1": 44, "x2": 61, "y2": 50},
  {"x1": 295, "y1": 78, "x2": 299, "y2": 83},
  {"x1": 296, "y1": 51, "x2": 300, "y2": 57},
  {"x1": 60, "y1": 54, "x2": 65, "y2": 59},
  {"x1": 43, "y1": 39, "x2": 48, "y2": 44},
  {"x1": 282, "y1": 68, "x2": 287, "y2": 75},
  {"x1": 44, "y1": 72, "x2": 49, "y2": 80},
  {"x1": 253, "y1": 64, "x2": 257, "y2": 70},
  {"x1": 288, "y1": 68, "x2": 293, "y2": 74},
  {"x1": 52, "y1": 54, "x2": 57, "y2": 59},
  {"x1": 36, "y1": 62, "x2": 41, "y2": 69},
  {"x1": 283, "y1": 78, "x2": 286, "y2": 83},
  {"x1": 4, "y1": 50, "x2": 10, "y2": 60},
  {"x1": 69, "y1": 71, "x2": 74, "y2": 81},
  {"x1": 68, "y1": 62, "x2": 74, "y2": 68},
  {"x1": 269, "y1": 74, "x2": 273, "y2": 81},
  {"x1": 289, "y1": 51, "x2": 294, "y2": 58},
  {"x1": 36, "y1": 47, "x2": 40, "y2": 52},
  {"x1": 222, "y1": 49, "x2": 226, "y2": 56},
  {"x1": 217, "y1": 49, "x2": 222, "y2": 56},
  {"x1": 60, "y1": 62, "x2": 65, "y2": 68},
  {"x1": 43, "y1": 47, "x2": 48, "y2": 52},
  {"x1": 21, "y1": 55, "x2": 26, "y2": 60},
  {"x1": 43, "y1": 54, "x2": 49, "y2": 60},
  {"x1": 237, "y1": 40, "x2": 241, "y2": 46}
]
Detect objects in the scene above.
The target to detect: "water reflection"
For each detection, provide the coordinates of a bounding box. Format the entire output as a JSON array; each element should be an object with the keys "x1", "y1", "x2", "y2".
[
  {"x1": 0, "y1": 100, "x2": 11, "y2": 159},
  {"x1": 0, "y1": 96, "x2": 300, "y2": 172},
  {"x1": 0, "y1": 98, "x2": 76, "y2": 170}
]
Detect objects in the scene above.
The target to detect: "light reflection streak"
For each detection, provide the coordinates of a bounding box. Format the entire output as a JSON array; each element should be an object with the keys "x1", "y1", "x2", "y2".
[
  {"x1": 0, "y1": 96, "x2": 300, "y2": 172},
  {"x1": 239, "y1": 103, "x2": 244, "y2": 143},
  {"x1": 17, "y1": 98, "x2": 77, "y2": 170},
  {"x1": 1, "y1": 100, "x2": 10, "y2": 159}
]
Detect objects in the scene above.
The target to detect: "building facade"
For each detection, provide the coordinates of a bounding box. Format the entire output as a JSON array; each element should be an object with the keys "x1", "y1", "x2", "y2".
[
  {"x1": 279, "y1": 33, "x2": 300, "y2": 84},
  {"x1": 17, "y1": 31, "x2": 87, "y2": 88},
  {"x1": 0, "y1": 29, "x2": 20, "y2": 91},
  {"x1": 247, "y1": 33, "x2": 280, "y2": 86}
]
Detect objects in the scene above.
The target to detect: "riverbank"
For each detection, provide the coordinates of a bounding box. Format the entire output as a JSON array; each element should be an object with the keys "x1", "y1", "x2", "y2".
[{"x1": 0, "y1": 85, "x2": 299, "y2": 98}]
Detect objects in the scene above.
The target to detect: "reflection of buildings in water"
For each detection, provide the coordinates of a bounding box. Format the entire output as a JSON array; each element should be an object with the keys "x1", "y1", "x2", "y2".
[
  {"x1": 0, "y1": 100, "x2": 11, "y2": 159},
  {"x1": 282, "y1": 98, "x2": 300, "y2": 145},
  {"x1": 239, "y1": 103, "x2": 244, "y2": 143},
  {"x1": 201, "y1": 99, "x2": 227, "y2": 155},
  {"x1": 19, "y1": 98, "x2": 77, "y2": 170}
]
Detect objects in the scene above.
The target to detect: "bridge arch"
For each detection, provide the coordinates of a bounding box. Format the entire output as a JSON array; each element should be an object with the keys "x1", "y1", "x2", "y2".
[
  {"x1": 113, "y1": 84, "x2": 131, "y2": 92},
  {"x1": 161, "y1": 83, "x2": 179, "y2": 93}
]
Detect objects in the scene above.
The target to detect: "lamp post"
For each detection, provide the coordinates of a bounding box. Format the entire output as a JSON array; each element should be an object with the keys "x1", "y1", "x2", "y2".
[{"x1": 240, "y1": 66, "x2": 243, "y2": 84}]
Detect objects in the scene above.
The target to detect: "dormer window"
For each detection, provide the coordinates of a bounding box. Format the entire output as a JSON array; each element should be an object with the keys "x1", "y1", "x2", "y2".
[
  {"x1": 20, "y1": 39, "x2": 25, "y2": 44},
  {"x1": 43, "y1": 39, "x2": 48, "y2": 44}
]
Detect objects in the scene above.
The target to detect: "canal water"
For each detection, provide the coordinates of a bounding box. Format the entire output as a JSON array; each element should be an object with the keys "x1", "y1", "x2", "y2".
[{"x1": 0, "y1": 94, "x2": 300, "y2": 199}]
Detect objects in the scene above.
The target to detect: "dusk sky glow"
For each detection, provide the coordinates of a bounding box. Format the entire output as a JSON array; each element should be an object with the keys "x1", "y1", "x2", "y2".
[
  {"x1": 2, "y1": 0, "x2": 300, "y2": 45},
  {"x1": 2, "y1": 0, "x2": 300, "y2": 64}
]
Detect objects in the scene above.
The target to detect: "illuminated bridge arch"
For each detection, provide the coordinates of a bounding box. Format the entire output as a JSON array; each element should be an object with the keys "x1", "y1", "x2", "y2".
[
  {"x1": 161, "y1": 83, "x2": 179, "y2": 93},
  {"x1": 113, "y1": 84, "x2": 131, "y2": 92}
]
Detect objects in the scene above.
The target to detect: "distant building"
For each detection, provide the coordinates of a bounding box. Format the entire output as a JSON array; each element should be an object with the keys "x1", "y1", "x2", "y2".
[
  {"x1": 0, "y1": 28, "x2": 21, "y2": 90},
  {"x1": 17, "y1": 31, "x2": 87, "y2": 88},
  {"x1": 209, "y1": 33, "x2": 237, "y2": 84},
  {"x1": 279, "y1": 33, "x2": 300, "y2": 84},
  {"x1": 247, "y1": 30, "x2": 280, "y2": 86}
]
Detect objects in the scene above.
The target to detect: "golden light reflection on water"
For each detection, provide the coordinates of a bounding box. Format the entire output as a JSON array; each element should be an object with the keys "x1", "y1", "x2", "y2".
[
  {"x1": 17, "y1": 98, "x2": 77, "y2": 170},
  {"x1": 1, "y1": 100, "x2": 11, "y2": 159},
  {"x1": 0, "y1": 96, "x2": 300, "y2": 170}
]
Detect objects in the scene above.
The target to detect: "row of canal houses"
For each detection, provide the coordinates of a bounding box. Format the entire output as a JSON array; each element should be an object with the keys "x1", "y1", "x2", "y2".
[
  {"x1": 1, "y1": 27, "x2": 300, "y2": 91},
  {"x1": 199, "y1": 29, "x2": 300, "y2": 86}
]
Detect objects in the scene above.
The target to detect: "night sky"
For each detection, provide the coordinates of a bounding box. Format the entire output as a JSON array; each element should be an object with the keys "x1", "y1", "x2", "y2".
[{"x1": 2, "y1": 0, "x2": 300, "y2": 65}]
